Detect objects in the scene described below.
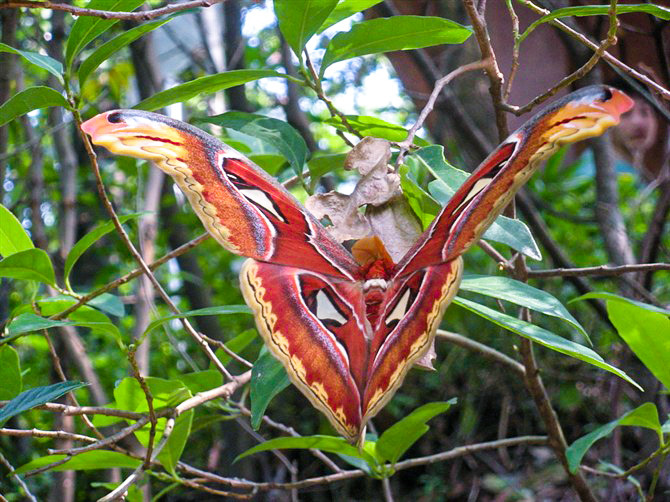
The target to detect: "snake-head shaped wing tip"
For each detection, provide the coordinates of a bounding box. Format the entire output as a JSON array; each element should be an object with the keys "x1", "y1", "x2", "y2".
[
  {"x1": 532, "y1": 85, "x2": 634, "y2": 148},
  {"x1": 81, "y1": 109, "x2": 191, "y2": 161}
]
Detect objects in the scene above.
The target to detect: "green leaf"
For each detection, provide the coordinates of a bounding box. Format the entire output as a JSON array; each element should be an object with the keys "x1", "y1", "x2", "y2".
[
  {"x1": 375, "y1": 400, "x2": 455, "y2": 464},
  {"x1": 250, "y1": 348, "x2": 290, "y2": 430},
  {"x1": 607, "y1": 300, "x2": 670, "y2": 390},
  {"x1": 88, "y1": 293, "x2": 125, "y2": 317},
  {"x1": 144, "y1": 305, "x2": 252, "y2": 337},
  {"x1": 0, "y1": 43, "x2": 64, "y2": 84},
  {"x1": 460, "y1": 275, "x2": 589, "y2": 341},
  {"x1": 0, "y1": 86, "x2": 69, "y2": 127},
  {"x1": 325, "y1": 115, "x2": 429, "y2": 144},
  {"x1": 6, "y1": 313, "x2": 76, "y2": 338},
  {"x1": 318, "y1": 0, "x2": 383, "y2": 33},
  {"x1": 307, "y1": 153, "x2": 346, "y2": 190},
  {"x1": 0, "y1": 248, "x2": 56, "y2": 286},
  {"x1": 0, "y1": 346, "x2": 22, "y2": 400},
  {"x1": 113, "y1": 377, "x2": 190, "y2": 413},
  {"x1": 133, "y1": 69, "x2": 285, "y2": 111},
  {"x1": 3, "y1": 311, "x2": 121, "y2": 347},
  {"x1": 572, "y1": 292, "x2": 670, "y2": 316},
  {"x1": 566, "y1": 403, "x2": 662, "y2": 473},
  {"x1": 198, "y1": 112, "x2": 309, "y2": 177},
  {"x1": 519, "y1": 5, "x2": 670, "y2": 44},
  {"x1": 248, "y1": 154, "x2": 290, "y2": 176},
  {"x1": 64, "y1": 213, "x2": 143, "y2": 290},
  {"x1": 65, "y1": 0, "x2": 146, "y2": 70},
  {"x1": 275, "y1": 0, "x2": 339, "y2": 59},
  {"x1": 0, "y1": 204, "x2": 34, "y2": 257},
  {"x1": 236, "y1": 434, "x2": 375, "y2": 464},
  {"x1": 15, "y1": 451, "x2": 140, "y2": 475},
  {"x1": 399, "y1": 164, "x2": 443, "y2": 228},
  {"x1": 321, "y1": 16, "x2": 472, "y2": 74},
  {"x1": 213, "y1": 329, "x2": 257, "y2": 367},
  {"x1": 453, "y1": 296, "x2": 641, "y2": 390},
  {"x1": 0, "y1": 381, "x2": 87, "y2": 425},
  {"x1": 78, "y1": 15, "x2": 176, "y2": 87},
  {"x1": 158, "y1": 410, "x2": 193, "y2": 476},
  {"x1": 478, "y1": 217, "x2": 541, "y2": 261},
  {"x1": 415, "y1": 146, "x2": 541, "y2": 260},
  {"x1": 177, "y1": 369, "x2": 222, "y2": 395}
]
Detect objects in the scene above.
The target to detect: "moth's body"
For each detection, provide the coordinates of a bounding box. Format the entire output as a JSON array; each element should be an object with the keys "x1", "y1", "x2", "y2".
[{"x1": 83, "y1": 86, "x2": 633, "y2": 443}]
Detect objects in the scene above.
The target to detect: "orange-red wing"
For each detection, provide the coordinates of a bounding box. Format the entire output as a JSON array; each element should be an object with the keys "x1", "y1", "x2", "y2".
[
  {"x1": 396, "y1": 86, "x2": 633, "y2": 277},
  {"x1": 82, "y1": 110, "x2": 359, "y2": 280},
  {"x1": 240, "y1": 259, "x2": 368, "y2": 442}
]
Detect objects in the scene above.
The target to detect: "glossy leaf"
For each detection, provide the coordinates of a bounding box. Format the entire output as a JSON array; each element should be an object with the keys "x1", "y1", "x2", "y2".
[
  {"x1": 0, "y1": 381, "x2": 87, "y2": 425},
  {"x1": 213, "y1": 329, "x2": 257, "y2": 367},
  {"x1": 144, "y1": 305, "x2": 252, "y2": 337},
  {"x1": 607, "y1": 300, "x2": 670, "y2": 390},
  {"x1": 199, "y1": 112, "x2": 309, "y2": 177},
  {"x1": 573, "y1": 293, "x2": 670, "y2": 389},
  {"x1": 0, "y1": 204, "x2": 33, "y2": 257},
  {"x1": 114, "y1": 377, "x2": 190, "y2": 413},
  {"x1": 325, "y1": 115, "x2": 428, "y2": 144},
  {"x1": 6, "y1": 313, "x2": 77, "y2": 337},
  {"x1": 78, "y1": 16, "x2": 176, "y2": 87},
  {"x1": 321, "y1": 16, "x2": 472, "y2": 74},
  {"x1": 158, "y1": 410, "x2": 193, "y2": 476},
  {"x1": 453, "y1": 297, "x2": 640, "y2": 389},
  {"x1": 134, "y1": 69, "x2": 285, "y2": 111},
  {"x1": 64, "y1": 213, "x2": 143, "y2": 290},
  {"x1": 236, "y1": 434, "x2": 375, "y2": 464},
  {"x1": 0, "y1": 86, "x2": 69, "y2": 127},
  {"x1": 399, "y1": 165, "x2": 443, "y2": 228},
  {"x1": 460, "y1": 275, "x2": 588, "y2": 340},
  {"x1": 65, "y1": 0, "x2": 145, "y2": 69},
  {"x1": 275, "y1": 0, "x2": 339, "y2": 59},
  {"x1": 417, "y1": 146, "x2": 541, "y2": 260},
  {"x1": 318, "y1": 0, "x2": 383, "y2": 33},
  {"x1": 0, "y1": 346, "x2": 22, "y2": 400},
  {"x1": 0, "y1": 43, "x2": 63, "y2": 83},
  {"x1": 0, "y1": 248, "x2": 56, "y2": 286},
  {"x1": 4, "y1": 312, "x2": 121, "y2": 346},
  {"x1": 375, "y1": 400, "x2": 455, "y2": 464},
  {"x1": 566, "y1": 403, "x2": 662, "y2": 473},
  {"x1": 250, "y1": 348, "x2": 290, "y2": 430},
  {"x1": 16, "y1": 451, "x2": 140, "y2": 475},
  {"x1": 573, "y1": 292, "x2": 670, "y2": 316},
  {"x1": 177, "y1": 369, "x2": 222, "y2": 395},
  {"x1": 520, "y1": 5, "x2": 670, "y2": 44},
  {"x1": 307, "y1": 154, "x2": 346, "y2": 190},
  {"x1": 88, "y1": 293, "x2": 125, "y2": 317}
]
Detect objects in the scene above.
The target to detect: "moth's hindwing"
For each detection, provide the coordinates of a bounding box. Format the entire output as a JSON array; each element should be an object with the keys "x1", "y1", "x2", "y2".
[
  {"x1": 240, "y1": 259, "x2": 369, "y2": 442},
  {"x1": 363, "y1": 257, "x2": 464, "y2": 421}
]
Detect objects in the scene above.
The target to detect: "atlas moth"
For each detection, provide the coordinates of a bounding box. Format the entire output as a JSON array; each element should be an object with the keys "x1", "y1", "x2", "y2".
[{"x1": 82, "y1": 85, "x2": 633, "y2": 444}]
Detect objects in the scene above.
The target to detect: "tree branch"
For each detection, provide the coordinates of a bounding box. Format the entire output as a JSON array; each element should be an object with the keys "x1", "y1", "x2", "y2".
[{"x1": 0, "y1": 0, "x2": 225, "y2": 21}]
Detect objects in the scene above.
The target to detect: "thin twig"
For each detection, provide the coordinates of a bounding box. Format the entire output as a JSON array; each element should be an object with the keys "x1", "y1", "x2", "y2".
[
  {"x1": 436, "y1": 330, "x2": 525, "y2": 376},
  {"x1": 127, "y1": 346, "x2": 157, "y2": 468},
  {"x1": 0, "y1": 450, "x2": 38, "y2": 502},
  {"x1": 516, "y1": 0, "x2": 670, "y2": 102},
  {"x1": 503, "y1": 0, "x2": 520, "y2": 101},
  {"x1": 0, "y1": 428, "x2": 96, "y2": 443},
  {"x1": 302, "y1": 51, "x2": 359, "y2": 145},
  {"x1": 48, "y1": 418, "x2": 150, "y2": 456},
  {"x1": 502, "y1": 0, "x2": 621, "y2": 115},
  {"x1": 396, "y1": 59, "x2": 490, "y2": 165},
  {"x1": 100, "y1": 374, "x2": 249, "y2": 501},
  {"x1": 0, "y1": 0, "x2": 224, "y2": 21},
  {"x1": 51, "y1": 233, "x2": 210, "y2": 321},
  {"x1": 526, "y1": 262, "x2": 670, "y2": 279}
]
